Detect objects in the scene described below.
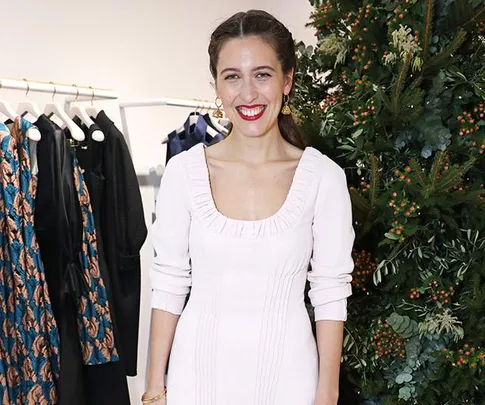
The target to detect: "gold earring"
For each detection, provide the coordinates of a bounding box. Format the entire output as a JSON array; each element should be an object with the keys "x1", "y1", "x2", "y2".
[
  {"x1": 213, "y1": 96, "x2": 223, "y2": 118},
  {"x1": 281, "y1": 94, "x2": 291, "y2": 115}
]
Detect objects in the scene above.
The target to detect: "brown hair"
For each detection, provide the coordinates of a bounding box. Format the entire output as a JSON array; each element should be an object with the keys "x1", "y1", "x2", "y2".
[{"x1": 208, "y1": 9, "x2": 306, "y2": 150}]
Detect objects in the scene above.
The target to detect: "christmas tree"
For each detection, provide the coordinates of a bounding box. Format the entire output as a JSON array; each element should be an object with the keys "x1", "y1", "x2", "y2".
[{"x1": 293, "y1": 1, "x2": 485, "y2": 403}]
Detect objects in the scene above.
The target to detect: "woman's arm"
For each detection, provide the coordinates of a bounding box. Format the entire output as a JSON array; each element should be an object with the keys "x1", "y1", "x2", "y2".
[
  {"x1": 307, "y1": 158, "x2": 355, "y2": 405},
  {"x1": 144, "y1": 153, "x2": 192, "y2": 402},
  {"x1": 145, "y1": 309, "x2": 180, "y2": 399},
  {"x1": 314, "y1": 320, "x2": 344, "y2": 405}
]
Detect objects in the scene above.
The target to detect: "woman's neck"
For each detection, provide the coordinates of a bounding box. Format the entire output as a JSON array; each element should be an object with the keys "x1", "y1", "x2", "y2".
[{"x1": 224, "y1": 127, "x2": 287, "y2": 165}]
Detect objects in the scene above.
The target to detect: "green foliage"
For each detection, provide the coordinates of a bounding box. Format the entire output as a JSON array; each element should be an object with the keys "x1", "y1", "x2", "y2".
[{"x1": 297, "y1": 0, "x2": 485, "y2": 403}]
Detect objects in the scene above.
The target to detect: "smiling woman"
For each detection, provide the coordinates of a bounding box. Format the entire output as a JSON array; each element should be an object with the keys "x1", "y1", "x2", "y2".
[
  {"x1": 208, "y1": 11, "x2": 305, "y2": 150},
  {"x1": 144, "y1": 9, "x2": 355, "y2": 405}
]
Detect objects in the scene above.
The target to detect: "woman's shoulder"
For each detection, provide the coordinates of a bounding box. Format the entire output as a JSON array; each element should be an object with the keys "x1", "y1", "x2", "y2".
[
  {"x1": 303, "y1": 146, "x2": 347, "y2": 193},
  {"x1": 165, "y1": 144, "x2": 204, "y2": 171},
  {"x1": 304, "y1": 146, "x2": 343, "y2": 174}
]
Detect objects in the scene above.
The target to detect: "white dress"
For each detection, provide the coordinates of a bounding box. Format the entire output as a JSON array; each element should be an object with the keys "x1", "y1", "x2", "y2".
[{"x1": 150, "y1": 143, "x2": 355, "y2": 405}]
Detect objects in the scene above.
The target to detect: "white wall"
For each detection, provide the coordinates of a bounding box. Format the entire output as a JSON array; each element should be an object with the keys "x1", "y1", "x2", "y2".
[{"x1": 2, "y1": 1, "x2": 315, "y2": 402}]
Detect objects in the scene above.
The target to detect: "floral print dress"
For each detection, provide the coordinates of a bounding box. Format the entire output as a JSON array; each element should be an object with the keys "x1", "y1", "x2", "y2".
[{"x1": 0, "y1": 117, "x2": 60, "y2": 404}]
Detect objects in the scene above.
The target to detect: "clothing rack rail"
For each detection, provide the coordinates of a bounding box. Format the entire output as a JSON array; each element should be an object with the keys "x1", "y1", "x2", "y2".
[
  {"x1": 0, "y1": 77, "x2": 119, "y2": 99},
  {"x1": 118, "y1": 97, "x2": 221, "y2": 153}
]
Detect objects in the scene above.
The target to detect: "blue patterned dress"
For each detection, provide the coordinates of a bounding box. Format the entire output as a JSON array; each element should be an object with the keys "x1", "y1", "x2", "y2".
[
  {"x1": 71, "y1": 150, "x2": 119, "y2": 365},
  {"x1": 0, "y1": 117, "x2": 60, "y2": 404}
]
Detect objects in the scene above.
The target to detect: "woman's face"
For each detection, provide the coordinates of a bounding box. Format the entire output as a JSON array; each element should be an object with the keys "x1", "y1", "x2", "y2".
[{"x1": 215, "y1": 35, "x2": 293, "y2": 139}]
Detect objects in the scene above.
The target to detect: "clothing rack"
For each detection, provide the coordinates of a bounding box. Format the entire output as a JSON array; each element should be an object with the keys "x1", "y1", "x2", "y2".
[
  {"x1": 0, "y1": 77, "x2": 119, "y2": 99},
  {"x1": 118, "y1": 97, "x2": 221, "y2": 151},
  {"x1": 118, "y1": 97, "x2": 222, "y2": 187}
]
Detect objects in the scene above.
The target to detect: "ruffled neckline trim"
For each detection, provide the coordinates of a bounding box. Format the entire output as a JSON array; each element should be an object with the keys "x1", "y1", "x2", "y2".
[{"x1": 186, "y1": 143, "x2": 323, "y2": 238}]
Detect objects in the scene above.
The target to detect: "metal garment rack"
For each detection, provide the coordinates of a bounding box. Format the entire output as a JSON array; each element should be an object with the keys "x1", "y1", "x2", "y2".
[
  {"x1": 118, "y1": 97, "x2": 221, "y2": 187},
  {"x1": 0, "y1": 77, "x2": 119, "y2": 99},
  {"x1": 118, "y1": 97, "x2": 220, "y2": 149}
]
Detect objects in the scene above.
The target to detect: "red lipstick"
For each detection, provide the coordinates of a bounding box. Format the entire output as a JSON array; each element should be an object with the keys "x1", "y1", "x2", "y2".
[{"x1": 236, "y1": 105, "x2": 267, "y2": 121}]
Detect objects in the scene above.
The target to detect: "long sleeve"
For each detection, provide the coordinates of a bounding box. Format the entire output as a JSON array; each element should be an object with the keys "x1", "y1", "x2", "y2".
[
  {"x1": 150, "y1": 152, "x2": 192, "y2": 315},
  {"x1": 308, "y1": 158, "x2": 355, "y2": 322}
]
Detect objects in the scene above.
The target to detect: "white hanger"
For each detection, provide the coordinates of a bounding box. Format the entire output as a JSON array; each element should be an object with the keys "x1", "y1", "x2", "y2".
[
  {"x1": 69, "y1": 86, "x2": 103, "y2": 142},
  {"x1": 0, "y1": 99, "x2": 18, "y2": 120},
  {"x1": 208, "y1": 114, "x2": 229, "y2": 135},
  {"x1": 17, "y1": 79, "x2": 42, "y2": 120},
  {"x1": 69, "y1": 105, "x2": 104, "y2": 142},
  {"x1": 18, "y1": 101, "x2": 42, "y2": 119},
  {"x1": 44, "y1": 83, "x2": 84, "y2": 142},
  {"x1": 0, "y1": 80, "x2": 41, "y2": 141},
  {"x1": 86, "y1": 105, "x2": 100, "y2": 118},
  {"x1": 86, "y1": 86, "x2": 100, "y2": 118}
]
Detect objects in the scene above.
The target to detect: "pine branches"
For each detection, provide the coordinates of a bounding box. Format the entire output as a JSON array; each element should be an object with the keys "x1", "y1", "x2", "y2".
[
  {"x1": 408, "y1": 152, "x2": 476, "y2": 199},
  {"x1": 422, "y1": 0, "x2": 435, "y2": 62},
  {"x1": 369, "y1": 155, "x2": 379, "y2": 209},
  {"x1": 393, "y1": 53, "x2": 413, "y2": 118},
  {"x1": 422, "y1": 29, "x2": 467, "y2": 76},
  {"x1": 349, "y1": 154, "x2": 380, "y2": 235},
  {"x1": 442, "y1": 0, "x2": 485, "y2": 34}
]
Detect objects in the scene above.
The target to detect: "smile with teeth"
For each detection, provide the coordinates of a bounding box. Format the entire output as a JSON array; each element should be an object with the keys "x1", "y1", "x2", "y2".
[{"x1": 237, "y1": 106, "x2": 266, "y2": 117}]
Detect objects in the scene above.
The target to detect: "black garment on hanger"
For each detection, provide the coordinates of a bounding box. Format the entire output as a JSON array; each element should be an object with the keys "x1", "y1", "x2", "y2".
[
  {"x1": 94, "y1": 110, "x2": 147, "y2": 377},
  {"x1": 34, "y1": 114, "x2": 86, "y2": 405},
  {"x1": 74, "y1": 121, "x2": 131, "y2": 405}
]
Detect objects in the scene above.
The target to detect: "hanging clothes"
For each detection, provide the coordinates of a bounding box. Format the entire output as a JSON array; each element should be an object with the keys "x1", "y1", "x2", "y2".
[
  {"x1": 0, "y1": 117, "x2": 60, "y2": 404},
  {"x1": 74, "y1": 120, "x2": 131, "y2": 405},
  {"x1": 165, "y1": 112, "x2": 225, "y2": 163},
  {"x1": 95, "y1": 110, "x2": 147, "y2": 377},
  {"x1": 34, "y1": 115, "x2": 122, "y2": 405},
  {"x1": 71, "y1": 150, "x2": 119, "y2": 365},
  {"x1": 34, "y1": 114, "x2": 87, "y2": 405}
]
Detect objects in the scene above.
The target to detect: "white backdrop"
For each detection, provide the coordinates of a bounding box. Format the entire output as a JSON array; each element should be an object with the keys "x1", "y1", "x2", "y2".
[{"x1": 1, "y1": 0, "x2": 315, "y2": 402}]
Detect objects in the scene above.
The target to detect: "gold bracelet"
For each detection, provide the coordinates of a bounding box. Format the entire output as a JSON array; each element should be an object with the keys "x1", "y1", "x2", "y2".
[{"x1": 141, "y1": 388, "x2": 167, "y2": 404}]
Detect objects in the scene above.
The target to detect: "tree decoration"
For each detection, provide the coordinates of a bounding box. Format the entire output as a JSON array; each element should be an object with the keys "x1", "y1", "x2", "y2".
[{"x1": 295, "y1": 0, "x2": 485, "y2": 403}]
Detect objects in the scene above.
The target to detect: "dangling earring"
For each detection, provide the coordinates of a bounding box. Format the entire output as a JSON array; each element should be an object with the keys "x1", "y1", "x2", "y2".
[
  {"x1": 212, "y1": 96, "x2": 223, "y2": 118},
  {"x1": 281, "y1": 94, "x2": 291, "y2": 115}
]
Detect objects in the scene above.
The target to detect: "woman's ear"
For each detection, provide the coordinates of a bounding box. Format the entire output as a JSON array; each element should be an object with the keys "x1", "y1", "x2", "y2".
[{"x1": 283, "y1": 68, "x2": 294, "y2": 95}]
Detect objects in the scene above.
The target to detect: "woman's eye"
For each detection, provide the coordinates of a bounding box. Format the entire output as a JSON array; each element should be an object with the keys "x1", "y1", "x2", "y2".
[
  {"x1": 224, "y1": 74, "x2": 239, "y2": 80},
  {"x1": 256, "y1": 72, "x2": 271, "y2": 78}
]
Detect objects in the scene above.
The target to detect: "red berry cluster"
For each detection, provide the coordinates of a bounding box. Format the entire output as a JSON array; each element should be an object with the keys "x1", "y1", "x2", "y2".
[
  {"x1": 351, "y1": 43, "x2": 374, "y2": 71},
  {"x1": 444, "y1": 344, "x2": 485, "y2": 369},
  {"x1": 345, "y1": 5, "x2": 377, "y2": 37},
  {"x1": 428, "y1": 280, "x2": 455, "y2": 306},
  {"x1": 352, "y1": 100, "x2": 376, "y2": 126},
  {"x1": 354, "y1": 75, "x2": 372, "y2": 93},
  {"x1": 394, "y1": 166, "x2": 413, "y2": 184},
  {"x1": 315, "y1": 0, "x2": 335, "y2": 31},
  {"x1": 457, "y1": 110, "x2": 480, "y2": 137},
  {"x1": 388, "y1": 191, "x2": 420, "y2": 242},
  {"x1": 351, "y1": 249, "x2": 376, "y2": 292},
  {"x1": 358, "y1": 180, "x2": 371, "y2": 193},
  {"x1": 471, "y1": 141, "x2": 485, "y2": 155},
  {"x1": 409, "y1": 287, "x2": 421, "y2": 300},
  {"x1": 476, "y1": 19, "x2": 485, "y2": 34},
  {"x1": 370, "y1": 320, "x2": 407, "y2": 359},
  {"x1": 321, "y1": 93, "x2": 343, "y2": 111},
  {"x1": 387, "y1": 2, "x2": 415, "y2": 31}
]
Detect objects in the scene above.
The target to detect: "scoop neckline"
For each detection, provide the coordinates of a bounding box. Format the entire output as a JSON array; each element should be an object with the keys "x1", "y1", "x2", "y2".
[{"x1": 198, "y1": 143, "x2": 312, "y2": 225}]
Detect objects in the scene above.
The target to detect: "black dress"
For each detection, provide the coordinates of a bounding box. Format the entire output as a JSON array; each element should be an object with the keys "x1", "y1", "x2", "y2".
[
  {"x1": 34, "y1": 114, "x2": 86, "y2": 405},
  {"x1": 95, "y1": 111, "x2": 147, "y2": 377}
]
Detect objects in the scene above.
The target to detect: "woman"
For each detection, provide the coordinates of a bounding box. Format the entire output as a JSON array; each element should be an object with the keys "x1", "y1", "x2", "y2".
[{"x1": 143, "y1": 9, "x2": 355, "y2": 405}]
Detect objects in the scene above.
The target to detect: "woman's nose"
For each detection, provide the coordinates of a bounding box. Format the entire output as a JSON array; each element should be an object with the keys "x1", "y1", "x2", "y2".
[{"x1": 239, "y1": 80, "x2": 258, "y2": 103}]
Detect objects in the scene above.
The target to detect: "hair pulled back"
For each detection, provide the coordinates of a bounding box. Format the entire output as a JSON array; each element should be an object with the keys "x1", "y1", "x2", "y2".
[{"x1": 208, "y1": 10, "x2": 306, "y2": 150}]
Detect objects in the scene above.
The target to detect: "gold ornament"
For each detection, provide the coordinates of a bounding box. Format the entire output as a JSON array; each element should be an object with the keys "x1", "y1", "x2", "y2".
[
  {"x1": 212, "y1": 96, "x2": 224, "y2": 118},
  {"x1": 281, "y1": 94, "x2": 291, "y2": 115}
]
